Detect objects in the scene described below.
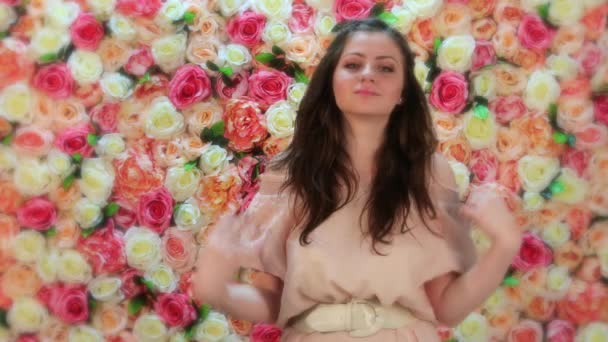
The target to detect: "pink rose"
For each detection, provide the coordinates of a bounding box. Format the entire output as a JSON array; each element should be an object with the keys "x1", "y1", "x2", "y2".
[
  {"x1": 490, "y1": 95, "x2": 526, "y2": 124},
  {"x1": 154, "y1": 293, "x2": 197, "y2": 328},
  {"x1": 333, "y1": 0, "x2": 375, "y2": 22},
  {"x1": 512, "y1": 232, "x2": 553, "y2": 272},
  {"x1": 77, "y1": 221, "x2": 127, "y2": 274},
  {"x1": 251, "y1": 324, "x2": 282, "y2": 342},
  {"x1": 168, "y1": 64, "x2": 212, "y2": 109},
  {"x1": 247, "y1": 69, "x2": 292, "y2": 109},
  {"x1": 125, "y1": 47, "x2": 154, "y2": 77},
  {"x1": 54, "y1": 122, "x2": 96, "y2": 157},
  {"x1": 507, "y1": 319, "x2": 543, "y2": 342},
  {"x1": 223, "y1": 99, "x2": 268, "y2": 152},
  {"x1": 161, "y1": 228, "x2": 196, "y2": 274},
  {"x1": 471, "y1": 40, "x2": 496, "y2": 71},
  {"x1": 594, "y1": 94, "x2": 608, "y2": 126},
  {"x1": 70, "y1": 13, "x2": 104, "y2": 51},
  {"x1": 560, "y1": 148, "x2": 590, "y2": 178},
  {"x1": 289, "y1": 3, "x2": 316, "y2": 33},
  {"x1": 574, "y1": 123, "x2": 608, "y2": 150},
  {"x1": 32, "y1": 63, "x2": 74, "y2": 99},
  {"x1": 429, "y1": 71, "x2": 468, "y2": 114},
  {"x1": 469, "y1": 149, "x2": 499, "y2": 184},
  {"x1": 47, "y1": 283, "x2": 89, "y2": 324},
  {"x1": 216, "y1": 70, "x2": 249, "y2": 101},
  {"x1": 237, "y1": 156, "x2": 265, "y2": 213},
  {"x1": 16, "y1": 197, "x2": 57, "y2": 231},
  {"x1": 517, "y1": 15, "x2": 554, "y2": 51},
  {"x1": 0, "y1": 0, "x2": 20, "y2": 5},
  {"x1": 120, "y1": 268, "x2": 144, "y2": 299},
  {"x1": 577, "y1": 42, "x2": 603, "y2": 76},
  {"x1": 547, "y1": 319, "x2": 575, "y2": 342},
  {"x1": 13, "y1": 126, "x2": 54, "y2": 157},
  {"x1": 16, "y1": 335, "x2": 38, "y2": 342},
  {"x1": 137, "y1": 187, "x2": 173, "y2": 234},
  {"x1": 226, "y1": 11, "x2": 266, "y2": 47},
  {"x1": 90, "y1": 102, "x2": 120, "y2": 133},
  {"x1": 116, "y1": 0, "x2": 161, "y2": 18}
]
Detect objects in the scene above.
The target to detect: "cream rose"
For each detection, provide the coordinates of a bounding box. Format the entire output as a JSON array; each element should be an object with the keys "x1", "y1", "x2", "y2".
[
  {"x1": 86, "y1": 0, "x2": 116, "y2": 20},
  {"x1": 47, "y1": 149, "x2": 75, "y2": 178},
  {"x1": 265, "y1": 100, "x2": 296, "y2": 138},
  {"x1": 36, "y1": 248, "x2": 60, "y2": 283},
  {"x1": 45, "y1": 0, "x2": 80, "y2": 28},
  {"x1": 79, "y1": 158, "x2": 115, "y2": 205},
  {"x1": 193, "y1": 312, "x2": 230, "y2": 341},
  {"x1": 219, "y1": 44, "x2": 252, "y2": 71},
  {"x1": 545, "y1": 265, "x2": 571, "y2": 299},
  {"x1": 463, "y1": 110, "x2": 497, "y2": 150},
  {"x1": 552, "y1": 168, "x2": 588, "y2": 204},
  {"x1": 437, "y1": 35, "x2": 476, "y2": 73},
  {"x1": 199, "y1": 145, "x2": 231, "y2": 176},
  {"x1": 13, "y1": 230, "x2": 47, "y2": 263},
  {"x1": 546, "y1": 54, "x2": 578, "y2": 80},
  {"x1": 523, "y1": 191, "x2": 545, "y2": 211},
  {"x1": 517, "y1": 155, "x2": 560, "y2": 192},
  {"x1": 0, "y1": 4, "x2": 16, "y2": 32},
  {"x1": 108, "y1": 14, "x2": 137, "y2": 41},
  {"x1": 133, "y1": 314, "x2": 168, "y2": 342},
  {"x1": 521, "y1": 0, "x2": 549, "y2": 13},
  {"x1": 145, "y1": 96, "x2": 185, "y2": 140},
  {"x1": 157, "y1": 0, "x2": 186, "y2": 23},
  {"x1": 288, "y1": 83, "x2": 307, "y2": 107},
  {"x1": 30, "y1": 26, "x2": 70, "y2": 58},
  {"x1": 100, "y1": 72, "x2": 133, "y2": 100},
  {"x1": 144, "y1": 263, "x2": 178, "y2": 293},
  {"x1": 575, "y1": 322, "x2": 608, "y2": 342},
  {"x1": 7, "y1": 297, "x2": 48, "y2": 334},
  {"x1": 483, "y1": 287, "x2": 509, "y2": 314},
  {"x1": 406, "y1": 0, "x2": 443, "y2": 19},
  {"x1": 217, "y1": 0, "x2": 249, "y2": 17},
  {"x1": 14, "y1": 158, "x2": 53, "y2": 196},
  {"x1": 73, "y1": 197, "x2": 104, "y2": 229},
  {"x1": 152, "y1": 33, "x2": 187, "y2": 73},
  {"x1": 68, "y1": 325, "x2": 104, "y2": 342},
  {"x1": 165, "y1": 166, "x2": 201, "y2": 202},
  {"x1": 263, "y1": 21, "x2": 292, "y2": 45},
  {"x1": 174, "y1": 201, "x2": 206, "y2": 231},
  {"x1": 448, "y1": 160, "x2": 470, "y2": 200},
  {"x1": 0, "y1": 146, "x2": 17, "y2": 172},
  {"x1": 455, "y1": 312, "x2": 490, "y2": 342},
  {"x1": 95, "y1": 133, "x2": 126, "y2": 158},
  {"x1": 524, "y1": 70, "x2": 560, "y2": 112},
  {"x1": 57, "y1": 249, "x2": 93, "y2": 284},
  {"x1": 252, "y1": 0, "x2": 291, "y2": 20},
  {"x1": 314, "y1": 14, "x2": 337, "y2": 36},
  {"x1": 124, "y1": 227, "x2": 163, "y2": 271},
  {"x1": 307, "y1": 0, "x2": 333, "y2": 11},
  {"x1": 472, "y1": 70, "x2": 496, "y2": 99},
  {"x1": 542, "y1": 221, "x2": 571, "y2": 249},
  {"x1": 67, "y1": 50, "x2": 104, "y2": 85},
  {"x1": 0, "y1": 82, "x2": 34, "y2": 124},
  {"x1": 391, "y1": 5, "x2": 416, "y2": 34},
  {"x1": 88, "y1": 276, "x2": 123, "y2": 302},
  {"x1": 548, "y1": 0, "x2": 584, "y2": 26},
  {"x1": 414, "y1": 59, "x2": 431, "y2": 91}
]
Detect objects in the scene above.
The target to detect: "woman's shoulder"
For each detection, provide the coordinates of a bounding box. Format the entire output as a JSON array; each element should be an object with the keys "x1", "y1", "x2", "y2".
[
  {"x1": 258, "y1": 155, "x2": 290, "y2": 195},
  {"x1": 429, "y1": 151, "x2": 459, "y2": 194}
]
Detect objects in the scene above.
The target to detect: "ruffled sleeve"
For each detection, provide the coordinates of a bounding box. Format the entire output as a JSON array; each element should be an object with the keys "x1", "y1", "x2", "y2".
[{"x1": 205, "y1": 168, "x2": 295, "y2": 279}]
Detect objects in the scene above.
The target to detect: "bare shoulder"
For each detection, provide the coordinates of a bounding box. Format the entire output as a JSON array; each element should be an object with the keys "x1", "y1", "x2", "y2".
[{"x1": 429, "y1": 152, "x2": 458, "y2": 192}]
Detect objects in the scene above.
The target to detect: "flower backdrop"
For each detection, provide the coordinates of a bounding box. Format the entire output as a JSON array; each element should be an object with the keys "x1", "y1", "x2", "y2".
[{"x1": 0, "y1": 0, "x2": 607, "y2": 341}]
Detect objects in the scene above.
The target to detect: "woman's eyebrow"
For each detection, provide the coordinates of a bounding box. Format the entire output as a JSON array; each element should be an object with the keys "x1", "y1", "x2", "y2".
[{"x1": 343, "y1": 52, "x2": 398, "y2": 62}]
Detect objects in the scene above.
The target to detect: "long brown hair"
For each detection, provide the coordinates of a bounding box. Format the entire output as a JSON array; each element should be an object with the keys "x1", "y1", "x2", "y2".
[{"x1": 272, "y1": 18, "x2": 439, "y2": 254}]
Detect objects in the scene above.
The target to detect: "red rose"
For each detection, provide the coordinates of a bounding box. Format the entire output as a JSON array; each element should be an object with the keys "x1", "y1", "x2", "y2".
[
  {"x1": 560, "y1": 148, "x2": 590, "y2": 178},
  {"x1": 512, "y1": 232, "x2": 553, "y2": 272},
  {"x1": 16, "y1": 335, "x2": 38, "y2": 342},
  {"x1": 70, "y1": 12, "x2": 104, "y2": 51},
  {"x1": 90, "y1": 102, "x2": 120, "y2": 133},
  {"x1": 32, "y1": 63, "x2": 74, "y2": 99},
  {"x1": 594, "y1": 94, "x2": 608, "y2": 126},
  {"x1": 77, "y1": 221, "x2": 127, "y2": 274},
  {"x1": 334, "y1": 0, "x2": 375, "y2": 22},
  {"x1": 154, "y1": 293, "x2": 197, "y2": 328},
  {"x1": 54, "y1": 122, "x2": 96, "y2": 157},
  {"x1": 216, "y1": 70, "x2": 249, "y2": 101},
  {"x1": 125, "y1": 47, "x2": 155, "y2": 77},
  {"x1": 288, "y1": 3, "x2": 316, "y2": 33},
  {"x1": 116, "y1": 0, "x2": 162, "y2": 18},
  {"x1": 471, "y1": 40, "x2": 496, "y2": 71},
  {"x1": 137, "y1": 187, "x2": 173, "y2": 234},
  {"x1": 517, "y1": 15, "x2": 554, "y2": 51},
  {"x1": 469, "y1": 149, "x2": 499, "y2": 184},
  {"x1": 223, "y1": 99, "x2": 268, "y2": 152},
  {"x1": 247, "y1": 69, "x2": 292, "y2": 109},
  {"x1": 490, "y1": 95, "x2": 526, "y2": 125},
  {"x1": 429, "y1": 71, "x2": 468, "y2": 114},
  {"x1": 47, "y1": 283, "x2": 89, "y2": 324},
  {"x1": 226, "y1": 11, "x2": 266, "y2": 48},
  {"x1": 168, "y1": 64, "x2": 212, "y2": 110},
  {"x1": 547, "y1": 319, "x2": 575, "y2": 342},
  {"x1": 577, "y1": 42, "x2": 603, "y2": 76},
  {"x1": 120, "y1": 268, "x2": 144, "y2": 299},
  {"x1": 251, "y1": 323, "x2": 282, "y2": 342},
  {"x1": 16, "y1": 197, "x2": 57, "y2": 231}
]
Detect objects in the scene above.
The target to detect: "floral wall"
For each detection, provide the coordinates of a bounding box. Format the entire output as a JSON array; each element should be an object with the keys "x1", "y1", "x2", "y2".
[{"x1": 0, "y1": 0, "x2": 607, "y2": 341}]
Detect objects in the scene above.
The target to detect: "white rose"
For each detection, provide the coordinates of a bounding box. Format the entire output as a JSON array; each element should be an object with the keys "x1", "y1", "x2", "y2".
[
  {"x1": 463, "y1": 110, "x2": 497, "y2": 150},
  {"x1": 45, "y1": 0, "x2": 80, "y2": 28},
  {"x1": 151, "y1": 33, "x2": 187, "y2": 73},
  {"x1": 448, "y1": 160, "x2": 470, "y2": 200},
  {"x1": 217, "y1": 0, "x2": 249, "y2": 17},
  {"x1": 483, "y1": 287, "x2": 508, "y2": 314},
  {"x1": 36, "y1": 248, "x2": 60, "y2": 283},
  {"x1": 263, "y1": 21, "x2": 292, "y2": 45},
  {"x1": 548, "y1": 0, "x2": 584, "y2": 26},
  {"x1": 7, "y1": 297, "x2": 48, "y2": 334},
  {"x1": 545, "y1": 265, "x2": 571, "y2": 300},
  {"x1": 307, "y1": 0, "x2": 333, "y2": 11},
  {"x1": 133, "y1": 314, "x2": 168, "y2": 342},
  {"x1": 193, "y1": 312, "x2": 230, "y2": 341},
  {"x1": 68, "y1": 50, "x2": 104, "y2": 85},
  {"x1": 252, "y1": 0, "x2": 291, "y2": 20},
  {"x1": 524, "y1": 70, "x2": 560, "y2": 112},
  {"x1": 219, "y1": 44, "x2": 252, "y2": 71},
  {"x1": 144, "y1": 263, "x2": 178, "y2": 293},
  {"x1": 174, "y1": 201, "x2": 206, "y2": 231},
  {"x1": 517, "y1": 155, "x2": 561, "y2": 192},
  {"x1": 437, "y1": 35, "x2": 476, "y2": 73},
  {"x1": 472, "y1": 70, "x2": 496, "y2": 99},
  {"x1": 30, "y1": 26, "x2": 70, "y2": 57},
  {"x1": 288, "y1": 83, "x2": 307, "y2": 107},
  {"x1": 86, "y1": 0, "x2": 116, "y2": 20},
  {"x1": 165, "y1": 166, "x2": 201, "y2": 202},
  {"x1": 584, "y1": 0, "x2": 606, "y2": 8},
  {"x1": 455, "y1": 312, "x2": 490, "y2": 342},
  {"x1": 546, "y1": 54, "x2": 578, "y2": 80},
  {"x1": 405, "y1": 0, "x2": 443, "y2": 19},
  {"x1": 73, "y1": 197, "x2": 104, "y2": 229},
  {"x1": 0, "y1": 145, "x2": 17, "y2": 173},
  {"x1": 95, "y1": 133, "x2": 126, "y2": 158},
  {"x1": 523, "y1": 191, "x2": 545, "y2": 211},
  {"x1": 124, "y1": 227, "x2": 162, "y2": 271},
  {"x1": 157, "y1": 0, "x2": 186, "y2": 23},
  {"x1": 57, "y1": 249, "x2": 93, "y2": 284},
  {"x1": 314, "y1": 14, "x2": 337, "y2": 36},
  {"x1": 392, "y1": 5, "x2": 416, "y2": 34},
  {"x1": 14, "y1": 158, "x2": 53, "y2": 196},
  {"x1": 599, "y1": 248, "x2": 608, "y2": 278},
  {"x1": 79, "y1": 158, "x2": 115, "y2": 205},
  {"x1": 199, "y1": 145, "x2": 230, "y2": 176},
  {"x1": 100, "y1": 72, "x2": 133, "y2": 100},
  {"x1": 68, "y1": 325, "x2": 104, "y2": 342},
  {"x1": 47, "y1": 149, "x2": 75, "y2": 178},
  {"x1": 108, "y1": 14, "x2": 137, "y2": 41},
  {"x1": 552, "y1": 168, "x2": 588, "y2": 204},
  {"x1": 0, "y1": 4, "x2": 16, "y2": 32},
  {"x1": 266, "y1": 100, "x2": 296, "y2": 138},
  {"x1": 88, "y1": 276, "x2": 123, "y2": 302},
  {"x1": 145, "y1": 97, "x2": 185, "y2": 140},
  {"x1": 575, "y1": 322, "x2": 608, "y2": 342},
  {"x1": 13, "y1": 230, "x2": 47, "y2": 263},
  {"x1": 0, "y1": 82, "x2": 34, "y2": 124},
  {"x1": 414, "y1": 59, "x2": 430, "y2": 91},
  {"x1": 542, "y1": 221, "x2": 571, "y2": 249}
]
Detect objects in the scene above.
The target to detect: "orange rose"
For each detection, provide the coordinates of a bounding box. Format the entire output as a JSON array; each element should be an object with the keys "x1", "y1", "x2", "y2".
[
  {"x1": 504, "y1": 282, "x2": 527, "y2": 310},
  {"x1": 177, "y1": 135, "x2": 207, "y2": 160},
  {"x1": 151, "y1": 139, "x2": 186, "y2": 168},
  {"x1": 51, "y1": 100, "x2": 88, "y2": 131},
  {"x1": 565, "y1": 206, "x2": 592, "y2": 241},
  {"x1": 577, "y1": 257, "x2": 602, "y2": 282},
  {"x1": 196, "y1": 170, "x2": 242, "y2": 216},
  {"x1": 494, "y1": 127, "x2": 526, "y2": 162},
  {"x1": 469, "y1": 0, "x2": 496, "y2": 18},
  {"x1": 0, "y1": 40, "x2": 34, "y2": 90},
  {"x1": 229, "y1": 316, "x2": 253, "y2": 336},
  {"x1": 96, "y1": 38, "x2": 130, "y2": 72},
  {"x1": 93, "y1": 304, "x2": 128, "y2": 336},
  {"x1": 0, "y1": 117, "x2": 10, "y2": 137},
  {"x1": 12, "y1": 126, "x2": 54, "y2": 157},
  {"x1": 492, "y1": 24, "x2": 519, "y2": 60},
  {"x1": 511, "y1": 47, "x2": 545, "y2": 70},
  {"x1": 520, "y1": 268, "x2": 547, "y2": 297},
  {"x1": 433, "y1": 3, "x2": 472, "y2": 37},
  {"x1": 511, "y1": 113, "x2": 564, "y2": 157},
  {"x1": 113, "y1": 148, "x2": 165, "y2": 208},
  {"x1": 472, "y1": 18, "x2": 497, "y2": 41},
  {"x1": 551, "y1": 25, "x2": 585, "y2": 56},
  {"x1": 73, "y1": 82, "x2": 103, "y2": 108},
  {"x1": 409, "y1": 18, "x2": 436, "y2": 51},
  {"x1": 0, "y1": 181, "x2": 23, "y2": 215},
  {"x1": 493, "y1": 0, "x2": 523, "y2": 26},
  {"x1": 48, "y1": 215, "x2": 80, "y2": 249},
  {"x1": 1, "y1": 264, "x2": 42, "y2": 299},
  {"x1": 498, "y1": 161, "x2": 521, "y2": 194},
  {"x1": 531, "y1": 202, "x2": 568, "y2": 227},
  {"x1": 581, "y1": 4, "x2": 608, "y2": 41},
  {"x1": 10, "y1": 14, "x2": 41, "y2": 41},
  {"x1": 262, "y1": 136, "x2": 291, "y2": 159},
  {"x1": 433, "y1": 112, "x2": 462, "y2": 141},
  {"x1": 556, "y1": 280, "x2": 607, "y2": 325},
  {"x1": 493, "y1": 63, "x2": 527, "y2": 96},
  {"x1": 183, "y1": 101, "x2": 222, "y2": 137},
  {"x1": 0, "y1": 215, "x2": 18, "y2": 273},
  {"x1": 49, "y1": 182, "x2": 82, "y2": 211},
  {"x1": 525, "y1": 296, "x2": 556, "y2": 321},
  {"x1": 438, "y1": 136, "x2": 472, "y2": 164},
  {"x1": 488, "y1": 307, "x2": 520, "y2": 340},
  {"x1": 554, "y1": 241, "x2": 584, "y2": 271}
]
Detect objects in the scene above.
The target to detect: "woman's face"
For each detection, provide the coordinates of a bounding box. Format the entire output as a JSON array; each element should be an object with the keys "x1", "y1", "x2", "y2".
[{"x1": 332, "y1": 31, "x2": 405, "y2": 119}]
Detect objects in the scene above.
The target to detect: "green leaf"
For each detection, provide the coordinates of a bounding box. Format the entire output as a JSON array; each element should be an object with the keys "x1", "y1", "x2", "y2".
[
  {"x1": 88, "y1": 296, "x2": 98, "y2": 311},
  {"x1": 548, "y1": 103, "x2": 559, "y2": 129},
  {"x1": 104, "y1": 202, "x2": 120, "y2": 217},
  {"x1": 173, "y1": 203, "x2": 182, "y2": 213},
  {"x1": 138, "y1": 72, "x2": 151, "y2": 84},
  {"x1": 87, "y1": 133, "x2": 98, "y2": 146},
  {"x1": 252, "y1": 163, "x2": 260, "y2": 180},
  {"x1": 81, "y1": 227, "x2": 96, "y2": 238},
  {"x1": 255, "y1": 53, "x2": 275, "y2": 64},
  {"x1": 128, "y1": 295, "x2": 147, "y2": 315},
  {"x1": 199, "y1": 304, "x2": 212, "y2": 322},
  {"x1": 473, "y1": 105, "x2": 489, "y2": 120},
  {"x1": 211, "y1": 121, "x2": 225, "y2": 136},
  {"x1": 141, "y1": 277, "x2": 156, "y2": 292},
  {"x1": 294, "y1": 70, "x2": 309, "y2": 84},
  {"x1": 567, "y1": 134, "x2": 576, "y2": 148},
  {"x1": 221, "y1": 74, "x2": 234, "y2": 87},
  {"x1": 0, "y1": 309, "x2": 7, "y2": 327},
  {"x1": 378, "y1": 11, "x2": 399, "y2": 26},
  {"x1": 1, "y1": 133, "x2": 13, "y2": 146},
  {"x1": 371, "y1": 3, "x2": 385, "y2": 17},
  {"x1": 72, "y1": 153, "x2": 82, "y2": 163},
  {"x1": 44, "y1": 226, "x2": 57, "y2": 237},
  {"x1": 502, "y1": 276, "x2": 520, "y2": 287},
  {"x1": 550, "y1": 180, "x2": 565, "y2": 194},
  {"x1": 540, "y1": 188, "x2": 553, "y2": 200},
  {"x1": 474, "y1": 96, "x2": 489, "y2": 107},
  {"x1": 183, "y1": 11, "x2": 196, "y2": 25},
  {"x1": 445, "y1": 339, "x2": 458, "y2": 342},
  {"x1": 212, "y1": 136, "x2": 229, "y2": 147},
  {"x1": 537, "y1": 3, "x2": 550, "y2": 20},
  {"x1": 433, "y1": 37, "x2": 442, "y2": 55},
  {"x1": 40, "y1": 52, "x2": 58, "y2": 63},
  {"x1": 553, "y1": 131, "x2": 568, "y2": 144},
  {"x1": 62, "y1": 174, "x2": 76, "y2": 189},
  {"x1": 219, "y1": 66, "x2": 233, "y2": 77},
  {"x1": 0, "y1": 32, "x2": 7, "y2": 40},
  {"x1": 184, "y1": 159, "x2": 198, "y2": 171},
  {"x1": 271, "y1": 45, "x2": 285, "y2": 56},
  {"x1": 205, "y1": 61, "x2": 220, "y2": 71}
]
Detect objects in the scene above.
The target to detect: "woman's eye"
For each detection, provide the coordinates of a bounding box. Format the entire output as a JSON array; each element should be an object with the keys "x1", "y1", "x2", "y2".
[
  {"x1": 344, "y1": 63, "x2": 359, "y2": 69},
  {"x1": 380, "y1": 66, "x2": 394, "y2": 72}
]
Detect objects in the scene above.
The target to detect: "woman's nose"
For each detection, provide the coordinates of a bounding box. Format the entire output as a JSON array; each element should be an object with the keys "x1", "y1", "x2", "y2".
[{"x1": 360, "y1": 64, "x2": 375, "y2": 82}]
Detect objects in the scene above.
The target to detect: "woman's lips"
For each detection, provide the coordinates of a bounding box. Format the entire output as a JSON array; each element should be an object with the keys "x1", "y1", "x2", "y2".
[{"x1": 354, "y1": 89, "x2": 380, "y2": 96}]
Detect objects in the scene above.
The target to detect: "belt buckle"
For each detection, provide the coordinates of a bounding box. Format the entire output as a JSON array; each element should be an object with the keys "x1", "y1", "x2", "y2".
[{"x1": 348, "y1": 300, "x2": 384, "y2": 338}]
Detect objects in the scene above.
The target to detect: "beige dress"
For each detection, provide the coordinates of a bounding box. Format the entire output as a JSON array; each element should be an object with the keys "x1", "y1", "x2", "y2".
[{"x1": 207, "y1": 152, "x2": 477, "y2": 341}]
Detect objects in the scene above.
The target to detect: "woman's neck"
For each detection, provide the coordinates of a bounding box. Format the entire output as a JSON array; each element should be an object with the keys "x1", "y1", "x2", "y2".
[{"x1": 343, "y1": 114, "x2": 389, "y2": 187}]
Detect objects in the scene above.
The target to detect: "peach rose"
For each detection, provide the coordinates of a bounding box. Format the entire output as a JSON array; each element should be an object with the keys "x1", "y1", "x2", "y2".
[
  {"x1": 96, "y1": 38, "x2": 130, "y2": 73},
  {"x1": 492, "y1": 24, "x2": 519, "y2": 60},
  {"x1": 498, "y1": 161, "x2": 521, "y2": 193},
  {"x1": 183, "y1": 100, "x2": 223, "y2": 136},
  {"x1": 112, "y1": 149, "x2": 165, "y2": 208},
  {"x1": 488, "y1": 307, "x2": 520, "y2": 340},
  {"x1": 92, "y1": 304, "x2": 128, "y2": 336},
  {"x1": 432, "y1": 111, "x2": 463, "y2": 141},
  {"x1": 47, "y1": 216, "x2": 80, "y2": 249},
  {"x1": 73, "y1": 82, "x2": 103, "y2": 109},
  {"x1": 493, "y1": 0, "x2": 523, "y2": 26},
  {"x1": 581, "y1": 4, "x2": 608, "y2": 40},
  {"x1": 556, "y1": 98, "x2": 594, "y2": 132},
  {"x1": 553, "y1": 241, "x2": 583, "y2": 271},
  {"x1": 285, "y1": 34, "x2": 319, "y2": 67},
  {"x1": 556, "y1": 279, "x2": 607, "y2": 325},
  {"x1": 0, "y1": 39, "x2": 34, "y2": 90},
  {"x1": 493, "y1": 63, "x2": 527, "y2": 96},
  {"x1": 494, "y1": 127, "x2": 526, "y2": 162},
  {"x1": 565, "y1": 205, "x2": 592, "y2": 241},
  {"x1": 438, "y1": 136, "x2": 472, "y2": 164},
  {"x1": 262, "y1": 135, "x2": 291, "y2": 159},
  {"x1": 161, "y1": 228, "x2": 197, "y2": 274},
  {"x1": 1, "y1": 264, "x2": 42, "y2": 299},
  {"x1": 551, "y1": 25, "x2": 585, "y2": 56},
  {"x1": 409, "y1": 18, "x2": 436, "y2": 51},
  {"x1": 506, "y1": 319, "x2": 543, "y2": 342},
  {"x1": 229, "y1": 317, "x2": 253, "y2": 335},
  {"x1": 468, "y1": 0, "x2": 496, "y2": 18},
  {"x1": 574, "y1": 123, "x2": 608, "y2": 150},
  {"x1": 12, "y1": 126, "x2": 54, "y2": 157},
  {"x1": 0, "y1": 215, "x2": 18, "y2": 273},
  {"x1": 525, "y1": 295, "x2": 556, "y2": 321},
  {"x1": 577, "y1": 257, "x2": 602, "y2": 282},
  {"x1": 196, "y1": 170, "x2": 242, "y2": 216},
  {"x1": 434, "y1": 3, "x2": 472, "y2": 37},
  {"x1": 49, "y1": 183, "x2": 81, "y2": 211},
  {"x1": 511, "y1": 47, "x2": 545, "y2": 70},
  {"x1": 472, "y1": 18, "x2": 497, "y2": 41},
  {"x1": 186, "y1": 33, "x2": 221, "y2": 66},
  {"x1": 50, "y1": 100, "x2": 88, "y2": 132},
  {"x1": 0, "y1": 181, "x2": 23, "y2": 214},
  {"x1": 222, "y1": 98, "x2": 268, "y2": 152}
]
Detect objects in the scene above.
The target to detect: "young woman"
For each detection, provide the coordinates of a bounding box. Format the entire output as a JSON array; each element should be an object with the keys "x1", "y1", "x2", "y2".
[{"x1": 192, "y1": 18, "x2": 522, "y2": 341}]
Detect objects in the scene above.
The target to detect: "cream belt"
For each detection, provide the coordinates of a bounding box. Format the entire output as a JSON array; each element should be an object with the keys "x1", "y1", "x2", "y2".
[{"x1": 291, "y1": 299, "x2": 416, "y2": 337}]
